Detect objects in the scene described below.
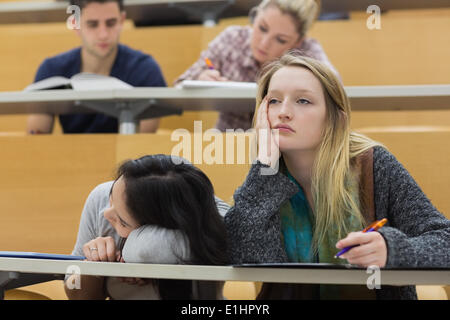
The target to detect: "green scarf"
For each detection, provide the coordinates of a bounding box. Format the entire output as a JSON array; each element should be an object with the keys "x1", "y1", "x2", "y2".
[{"x1": 279, "y1": 165, "x2": 376, "y2": 299}]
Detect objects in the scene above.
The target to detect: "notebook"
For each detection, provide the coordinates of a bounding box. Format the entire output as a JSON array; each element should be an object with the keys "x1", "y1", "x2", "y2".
[
  {"x1": 233, "y1": 262, "x2": 450, "y2": 270},
  {"x1": 233, "y1": 262, "x2": 359, "y2": 269},
  {"x1": 0, "y1": 251, "x2": 85, "y2": 260},
  {"x1": 176, "y1": 80, "x2": 257, "y2": 90}
]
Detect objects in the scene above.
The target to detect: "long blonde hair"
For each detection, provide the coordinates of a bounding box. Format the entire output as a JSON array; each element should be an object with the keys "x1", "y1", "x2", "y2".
[
  {"x1": 254, "y1": 52, "x2": 382, "y2": 252},
  {"x1": 250, "y1": 0, "x2": 321, "y2": 39}
]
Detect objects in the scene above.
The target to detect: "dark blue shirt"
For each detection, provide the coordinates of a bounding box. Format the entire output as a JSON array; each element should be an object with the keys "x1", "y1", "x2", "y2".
[{"x1": 34, "y1": 44, "x2": 167, "y2": 133}]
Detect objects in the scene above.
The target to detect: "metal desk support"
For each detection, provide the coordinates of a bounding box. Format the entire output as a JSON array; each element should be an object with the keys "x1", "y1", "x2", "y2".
[
  {"x1": 0, "y1": 271, "x2": 64, "y2": 300},
  {"x1": 170, "y1": 0, "x2": 234, "y2": 26},
  {"x1": 78, "y1": 98, "x2": 182, "y2": 134},
  {"x1": 0, "y1": 272, "x2": 19, "y2": 299}
]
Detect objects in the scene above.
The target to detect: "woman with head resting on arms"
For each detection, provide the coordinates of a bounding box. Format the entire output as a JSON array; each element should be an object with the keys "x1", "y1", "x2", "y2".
[
  {"x1": 224, "y1": 52, "x2": 450, "y2": 300},
  {"x1": 65, "y1": 154, "x2": 229, "y2": 299},
  {"x1": 175, "y1": 0, "x2": 338, "y2": 132}
]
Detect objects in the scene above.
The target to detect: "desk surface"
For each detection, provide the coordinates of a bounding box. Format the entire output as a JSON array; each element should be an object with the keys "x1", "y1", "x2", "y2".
[
  {"x1": 0, "y1": 0, "x2": 253, "y2": 25},
  {"x1": 0, "y1": 87, "x2": 256, "y2": 119},
  {"x1": 0, "y1": 84, "x2": 449, "y2": 117},
  {"x1": 0, "y1": 257, "x2": 449, "y2": 286},
  {"x1": 1, "y1": 0, "x2": 449, "y2": 25},
  {"x1": 321, "y1": 0, "x2": 450, "y2": 12}
]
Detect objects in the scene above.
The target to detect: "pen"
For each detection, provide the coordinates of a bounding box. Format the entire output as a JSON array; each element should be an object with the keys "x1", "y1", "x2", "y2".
[
  {"x1": 334, "y1": 218, "x2": 388, "y2": 258},
  {"x1": 204, "y1": 57, "x2": 215, "y2": 70}
]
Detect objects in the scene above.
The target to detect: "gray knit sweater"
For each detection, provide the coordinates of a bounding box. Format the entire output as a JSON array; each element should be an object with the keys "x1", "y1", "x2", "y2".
[{"x1": 224, "y1": 146, "x2": 450, "y2": 300}]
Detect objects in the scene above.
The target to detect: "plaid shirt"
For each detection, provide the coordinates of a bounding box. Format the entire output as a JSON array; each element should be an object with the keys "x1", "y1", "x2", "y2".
[{"x1": 175, "y1": 26, "x2": 339, "y2": 131}]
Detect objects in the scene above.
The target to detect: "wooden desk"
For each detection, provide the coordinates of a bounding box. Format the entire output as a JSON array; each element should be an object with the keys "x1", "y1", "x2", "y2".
[
  {"x1": 344, "y1": 84, "x2": 450, "y2": 111},
  {"x1": 2, "y1": 0, "x2": 450, "y2": 25},
  {"x1": 0, "y1": 257, "x2": 449, "y2": 299},
  {"x1": 1, "y1": 84, "x2": 449, "y2": 134},
  {"x1": 321, "y1": 0, "x2": 450, "y2": 12},
  {"x1": 0, "y1": 0, "x2": 251, "y2": 25},
  {"x1": 0, "y1": 87, "x2": 255, "y2": 134}
]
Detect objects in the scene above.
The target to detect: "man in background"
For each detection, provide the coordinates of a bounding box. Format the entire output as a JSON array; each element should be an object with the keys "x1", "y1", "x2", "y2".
[{"x1": 27, "y1": 0, "x2": 165, "y2": 134}]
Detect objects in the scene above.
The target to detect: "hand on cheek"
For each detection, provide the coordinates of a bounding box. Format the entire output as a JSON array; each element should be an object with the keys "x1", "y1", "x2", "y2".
[
  {"x1": 256, "y1": 96, "x2": 280, "y2": 168},
  {"x1": 335, "y1": 231, "x2": 387, "y2": 268}
]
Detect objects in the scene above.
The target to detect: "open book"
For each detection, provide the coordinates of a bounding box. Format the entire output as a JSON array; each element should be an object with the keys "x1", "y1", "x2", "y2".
[
  {"x1": 24, "y1": 73, "x2": 133, "y2": 91},
  {"x1": 176, "y1": 79, "x2": 257, "y2": 90}
]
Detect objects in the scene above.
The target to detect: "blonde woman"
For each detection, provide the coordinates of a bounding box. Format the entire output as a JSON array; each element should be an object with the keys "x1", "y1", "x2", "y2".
[
  {"x1": 175, "y1": 0, "x2": 338, "y2": 131},
  {"x1": 224, "y1": 52, "x2": 450, "y2": 299}
]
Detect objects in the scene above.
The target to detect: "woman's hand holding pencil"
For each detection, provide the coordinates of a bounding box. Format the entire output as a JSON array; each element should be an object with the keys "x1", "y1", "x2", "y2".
[
  {"x1": 197, "y1": 57, "x2": 229, "y2": 81},
  {"x1": 335, "y1": 218, "x2": 388, "y2": 268}
]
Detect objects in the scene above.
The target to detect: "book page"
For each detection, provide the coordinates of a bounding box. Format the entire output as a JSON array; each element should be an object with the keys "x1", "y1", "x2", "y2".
[
  {"x1": 24, "y1": 76, "x2": 71, "y2": 91},
  {"x1": 176, "y1": 80, "x2": 257, "y2": 90},
  {"x1": 70, "y1": 73, "x2": 133, "y2": 91}
]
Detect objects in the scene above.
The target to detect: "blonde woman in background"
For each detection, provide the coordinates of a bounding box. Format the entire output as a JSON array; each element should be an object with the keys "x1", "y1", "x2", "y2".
[
  {"x1": 224, "y1": 52, "x2": 450, "y2": 299},
  {"x1": 175, "y1": 0, "x2": 339, "y2": 131}
]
